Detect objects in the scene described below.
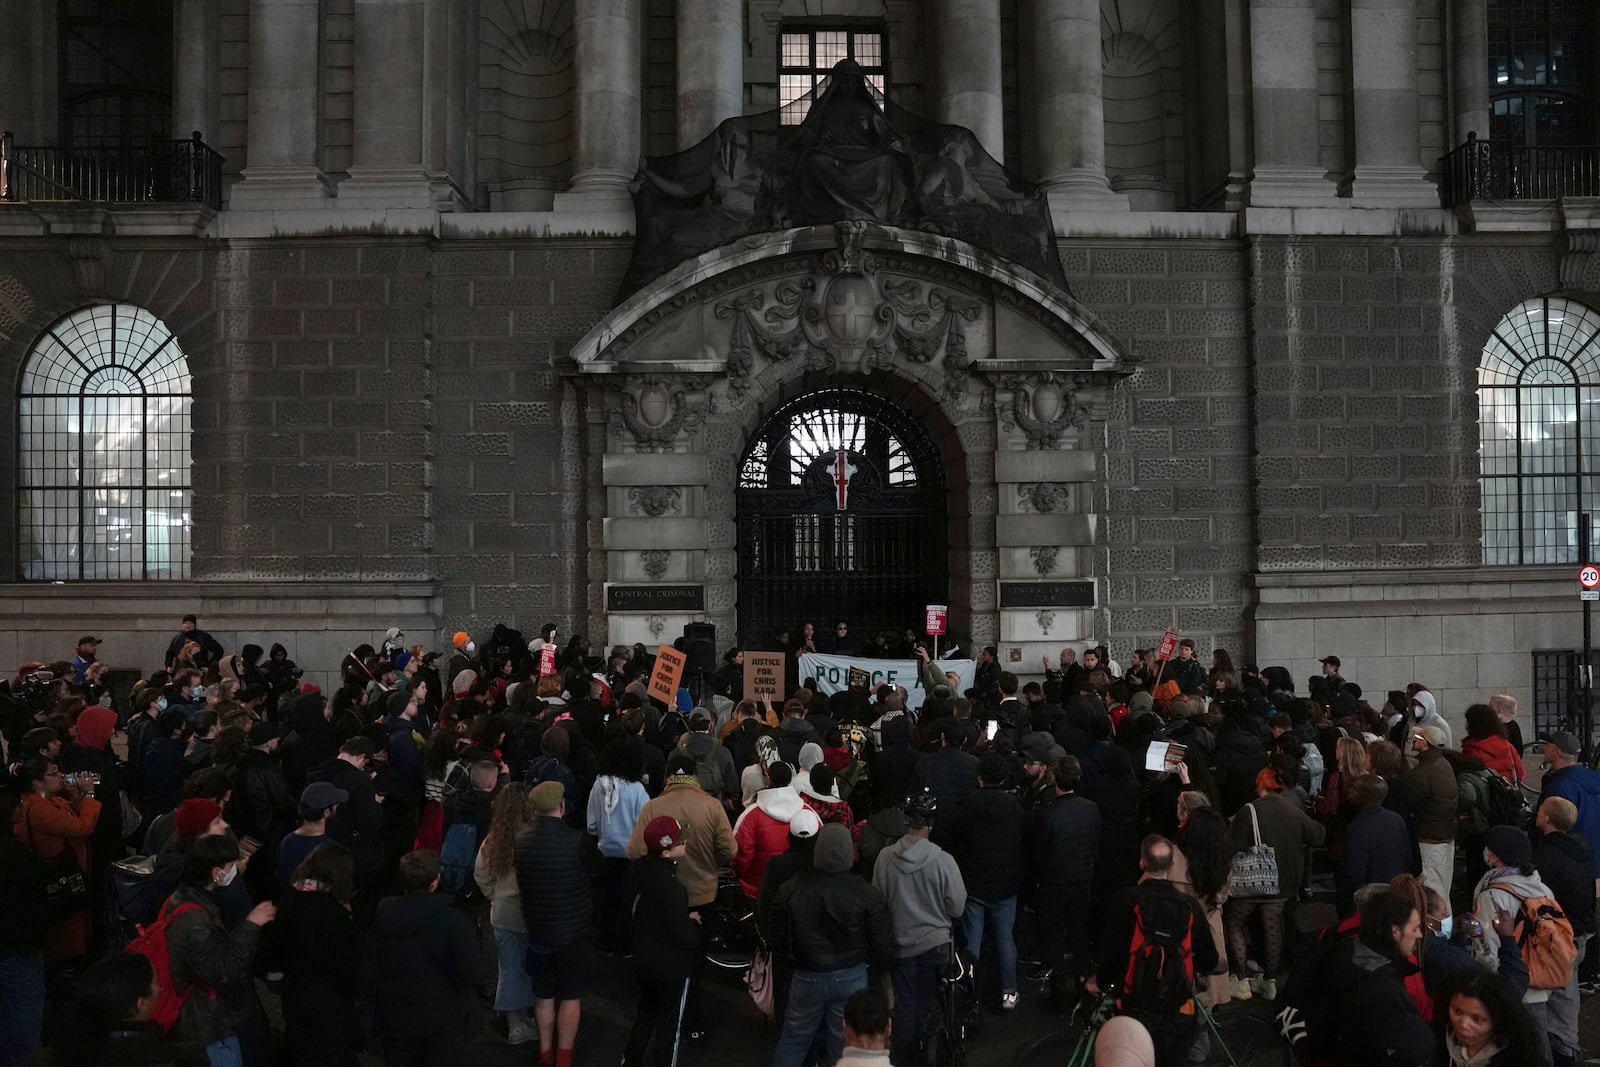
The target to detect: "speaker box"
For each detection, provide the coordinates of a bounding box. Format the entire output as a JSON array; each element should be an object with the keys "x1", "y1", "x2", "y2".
[{"x1": 683, "y1": 622, "x2": 717, "y2": 674}]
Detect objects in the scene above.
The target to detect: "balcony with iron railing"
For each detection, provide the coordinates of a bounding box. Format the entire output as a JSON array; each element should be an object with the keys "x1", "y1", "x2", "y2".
[
  {"x1": 0, "y1": 131, "x2": 224, "y2": 212},
  {"x1": 1439, "y1": 132, "x2": 1600, "y2": 209}
]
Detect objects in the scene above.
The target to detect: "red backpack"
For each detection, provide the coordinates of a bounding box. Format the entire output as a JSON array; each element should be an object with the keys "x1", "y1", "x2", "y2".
[
  {"x1": 1119, "y1": 890, "x2": 1198, "y2": 1016},
  {"x1": 127, "y1": 897, "x2": 207, "y2": 1033}
]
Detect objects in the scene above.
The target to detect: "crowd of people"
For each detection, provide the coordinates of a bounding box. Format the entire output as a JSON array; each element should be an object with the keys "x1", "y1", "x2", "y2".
[{"x1": 1, "y1": 618, "x2": 1598, "y2": 1067}]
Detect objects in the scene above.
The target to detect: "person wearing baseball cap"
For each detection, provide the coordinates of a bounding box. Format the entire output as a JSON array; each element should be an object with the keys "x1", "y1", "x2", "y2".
[
  {"x1": 1403, "y1": 722, "x2": 1459, "y2": 905},
  {"x1": 624, "y1": 814, "x2": 700, "y2": 1067},
  {"x1": 275, "y1": 781, "x2": 347, "y2": 891},
  {"x1": 515, "y1": 780, "x2": 591, "y2": 1067},
  {"x1": 70, "y1": 635, "x2": 101, "y2": 685},
  {"x1": 1538, "y1": 729, "x2": 1600, "y2": 881}
]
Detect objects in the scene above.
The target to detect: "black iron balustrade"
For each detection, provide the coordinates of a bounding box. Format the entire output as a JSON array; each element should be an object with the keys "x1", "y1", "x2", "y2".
[
  {"x1": 1, "y1": 131, "x2": 224, "y2": 211},
  {"x1": 1439, "y1": 132, "x2": 1600, "y2": 209}
]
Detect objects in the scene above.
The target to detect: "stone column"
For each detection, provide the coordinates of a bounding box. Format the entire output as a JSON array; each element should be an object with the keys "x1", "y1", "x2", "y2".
[
  {"x1": 1246, "y1": 0, "x2": 1335, "y2": 206},
  {"x1": 932, "y1": 0, "x2": 1003, "y2": 160},
  {"x1": 1032, "y1": 0, "x2": 1127, "y2": 210},
  {"x1": 556, "y1": 0, "x2": 641, "y2": 210},
  {"x1": 341, "y1": 0, "x2": 436, "y2": 208},
  {"x1": 676, "y1": 0, "x2": 742, "y2": 149},
  {"x1": 1450, "y1": 0, "x2": 1489, "y2": 143},
  {"x1": 172, "y1": 0, "x2": 218, "y2": 143},
  {"x1": 230, "y1": 0, "x2": 331, "y2": 207},
  {"x1": 1349, "y1": 0, "x2": 1434, "y2": 206}
]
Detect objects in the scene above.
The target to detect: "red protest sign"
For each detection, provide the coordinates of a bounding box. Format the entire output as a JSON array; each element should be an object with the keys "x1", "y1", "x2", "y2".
[
  {"x1": 1156, "y1": 630, "x2": 1180, "y2": 662},
  {"x1": 925, "y1": 604, "x2": 948, "y2": 636},
  {"x1": 538, "y1": 645, "x2": 557, "y2": 676}
]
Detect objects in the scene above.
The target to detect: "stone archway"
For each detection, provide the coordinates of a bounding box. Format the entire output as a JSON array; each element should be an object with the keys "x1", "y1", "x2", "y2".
[{"x1": 564, "y1": 221, "x2": 1133, "y2": 664}]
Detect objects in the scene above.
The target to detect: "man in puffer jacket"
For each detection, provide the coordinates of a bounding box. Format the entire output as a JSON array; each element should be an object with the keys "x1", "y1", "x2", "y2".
[
  {"x1": 515, "y1": 782, "x2": 593, "y2": 1067},
  {"x1": 732, "y1": 762, "x2": 803, "y2": 899},
  {"x1": 872, "y1": 791, "x2": 966, "y2": 1067}
]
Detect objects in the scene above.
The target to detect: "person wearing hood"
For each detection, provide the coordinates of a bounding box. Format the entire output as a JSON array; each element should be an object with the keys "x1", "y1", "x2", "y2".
[
  {"x1": 1402, "y1": 724, "x2": 1459, "y2": 906},
  {"x1": 1406, "y1": 689, "x2": 1452, "y2": 750},
  {"x1": 733, "y1": 761, "x2": 804, "y2": 899},
  {"x1": 365, "y1": 849, "x2": 482, "y2": 1067},
  {"x1": 872, "y1": 791, "x2": 966, "y2": 1067},
  {"x1": 1327, "y1": 888, "x2": 1434, "y2": 1066},
  {"x1": 771, "y1": 822, "x2": 891, "y2": 1067},
  {"x1": 624, "y1": 815, "x2": 702, "y2": 1067},
  {"x1": 1470, "y1": 825, "x2": 1566, "y2": 1059},
  {"x1": 239, "y1": 644, "x2": 270, "y2": 691},
  {"x1": 58, "y1": 703, "x2": 129, "y2": 856},
  {"x1": 262, "y1": 643, "x2": 303, "y2": 696},
  {"x1": 1533, "y1": 797, "x2": 1595, "y2": 1067},
  {"x1": 589, "y1": 741, "x2": 650, "y2": 953},
  {"x1": 141, "y1": 709, "x2": 193, "y2": 818},
  {"x1": 279, "y1": 690, "x2": 339, "y2": 796}
]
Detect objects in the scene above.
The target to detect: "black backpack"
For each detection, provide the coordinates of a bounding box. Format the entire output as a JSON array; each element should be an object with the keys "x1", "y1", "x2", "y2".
[
  {"x1": 1274, "y1": 927, "x2": 1348, "y2": 1056},
  {"x1": 1119, "y1": 889, "x2": 1197, "y2": 1015}
]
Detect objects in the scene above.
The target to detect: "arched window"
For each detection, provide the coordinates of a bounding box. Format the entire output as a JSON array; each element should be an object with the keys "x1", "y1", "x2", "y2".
[
  {"x1": 18, "y1": 305, "x2": 192, "y2": 580},
  {"x1": 1479, "y1": 296, "x2": 1600, "y2": 565}
]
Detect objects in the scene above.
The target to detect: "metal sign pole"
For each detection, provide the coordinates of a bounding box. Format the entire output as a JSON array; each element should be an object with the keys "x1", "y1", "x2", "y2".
[{"x1": 1584, "y1": 512, "x2": 1594, "y2": 763}]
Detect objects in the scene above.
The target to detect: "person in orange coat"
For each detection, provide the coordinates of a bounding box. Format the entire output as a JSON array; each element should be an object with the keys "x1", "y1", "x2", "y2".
[
  {"x1": 15, "y1": 757, "x2": 103, "y2": 960},
  {"x1": 1461, "y1": 703, "x2": 1525, "y2": 782}
]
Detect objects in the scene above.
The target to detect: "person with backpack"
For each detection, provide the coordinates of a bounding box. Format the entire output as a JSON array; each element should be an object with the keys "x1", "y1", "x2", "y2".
[
  {"x1": 1326, "y1": 889, "x2": 1435, "y2": 1067},
  {"x1": 1470, "y1": 824, "x2": 1577, "y2": 1064},
  {"x1": 1086, "y1": 835, "x2": 1218, "y2": 1067},
  {"x1": 588, "y1": 741, "x2": 649, "y2": 954},
  {"x1": 364, "y1": 849, "x2": 484, "y2": 1067},
  {"x1": 675, "y1": 709, "x2": 737, "y2": 806},
  {"x1": 1533, "y1": 797, "x2": 1595, "y2": 1067},
  {"x1": 435, "y1": 757, "x2": 499, "y2": 898},
  {"x1": 1462, "y1": 704, "x2": 1525, "y2": 783},
  {"x1": 160, "y1": 833, "x2": 278, "y2": 1067}
]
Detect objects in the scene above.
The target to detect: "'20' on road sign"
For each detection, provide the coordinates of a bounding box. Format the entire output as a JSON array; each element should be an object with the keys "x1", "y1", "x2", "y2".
[{"x1": 1581, "y1": 565, "x2": 1600, "y2": 590}]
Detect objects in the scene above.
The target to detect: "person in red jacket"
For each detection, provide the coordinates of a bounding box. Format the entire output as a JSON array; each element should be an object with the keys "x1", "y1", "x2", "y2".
[
  {"x1": 1461, "y1": 703, "x2": 1524, "y2": 782},
  {"x1": 732, "y1": 762, "x2": 802, "y2": 898}
]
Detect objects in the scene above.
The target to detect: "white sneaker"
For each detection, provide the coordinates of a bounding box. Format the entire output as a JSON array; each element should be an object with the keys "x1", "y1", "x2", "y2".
[
  {"x1": 1001, "y1": 992, "x2": 1019, "y2": 1011},
  {"x1": 1228, "y1": 977, "x2": 1253, "y2": 1001},
  {"x1": 506, "y1": 1016, "x2": 536, "y2": 1045}
]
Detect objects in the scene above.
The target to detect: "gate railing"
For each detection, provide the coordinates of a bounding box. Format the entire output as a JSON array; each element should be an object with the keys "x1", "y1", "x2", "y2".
[
  {"x1": 1439, "y1": 133, "x2": 1600, "y2": 208},
  {"x1": 1, "y1": 131, "x2": 224, "y2": 211}
]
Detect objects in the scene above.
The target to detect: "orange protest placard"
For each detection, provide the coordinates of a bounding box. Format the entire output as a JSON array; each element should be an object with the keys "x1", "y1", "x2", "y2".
[{"x1": 648, "y1": 644, "x2": 687, "y2": 706}]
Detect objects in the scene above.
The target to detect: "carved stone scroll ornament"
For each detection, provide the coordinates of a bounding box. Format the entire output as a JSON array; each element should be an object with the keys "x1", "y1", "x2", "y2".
[
  {"x1": 611, "y1": 378, "x2": 701, "y2": 452},
  {"x1": 714, "y1": 223, "x2": 981, "y2": 393},
  {"x1": 1029, "y1": 546, "x2": 1059, "y2": 575},
  {"x1": 999, "y1": 372, "x2": 1088, "y2": 450},
  {"x1": 640, "y1": 550, "x2": 670, "y2": 580}
]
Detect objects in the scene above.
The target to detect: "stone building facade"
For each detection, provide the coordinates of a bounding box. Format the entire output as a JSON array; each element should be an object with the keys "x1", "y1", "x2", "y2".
[{"x1": 0, "y1": 0, "x2": 1597, "y2": 727}]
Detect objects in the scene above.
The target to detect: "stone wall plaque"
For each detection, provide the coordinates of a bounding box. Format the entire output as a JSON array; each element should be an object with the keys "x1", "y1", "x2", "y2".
[
  {"x1": 606, "y1": 584, "x2": 706, "y2": 613},
  {"x1": 998, "y1": 580, "x2": 1096, "y2": 609}
]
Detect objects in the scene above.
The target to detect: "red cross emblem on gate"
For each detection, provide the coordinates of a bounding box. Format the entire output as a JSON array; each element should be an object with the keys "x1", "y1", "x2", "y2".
[{"x1": 832, "y1": 450, "x2": 857, "y2": 511}]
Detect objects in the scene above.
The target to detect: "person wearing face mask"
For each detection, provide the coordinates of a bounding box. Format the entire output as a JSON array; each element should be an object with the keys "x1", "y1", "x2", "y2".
[
  {"x1": 163, "y1": 833, "x2": 277, "y2": 1066},
  {"x1": 1405, "y1": 689, "x2": 1452, "y2": 750},
  {"x1": 125, "y1": 686, "x2": 170, "y2": 791},
  {"x1": 445, "y1": 632, "x2": 478, "y2": 696}
]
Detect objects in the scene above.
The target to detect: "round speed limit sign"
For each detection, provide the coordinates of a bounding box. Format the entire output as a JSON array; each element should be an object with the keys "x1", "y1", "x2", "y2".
[{"x1": 1581, "y1": 565, "x2": 1600, "y2": 590}]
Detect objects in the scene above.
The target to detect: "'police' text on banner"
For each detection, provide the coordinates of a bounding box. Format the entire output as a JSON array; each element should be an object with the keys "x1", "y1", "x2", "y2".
[{"x1": 798, "y1": 653, "x2": 976, "y2": 711}]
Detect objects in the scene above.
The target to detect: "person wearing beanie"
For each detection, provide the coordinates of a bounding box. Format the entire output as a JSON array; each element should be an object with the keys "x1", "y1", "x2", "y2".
[
  {"x1": 445, "y1": 634, "x2": 477, "y2": 703},
  {"x1": 1471, "y1": 823, "x2": 1566, "y2": 1037},
  {"x1": 515, "y1": 782, "x2": 591, "y2": 1067},
  {"x1": 770, "y1": 822, "x2": 891, "y2": 1067},
  {"x1": 627, "y1": 751, "x2": 739, "y2": 910},
  {"x1": 623, "y1": 815, "x2": 700, "y2": 1067},
  {"x1": 732, "y1": 761, "x2": 804, "y2": 899},
  {"x1": 451, "y1": 668, "x2": 479, "y2": 698},
  {"x1": 173, "y1": 798, "x2": 227, "y2": 843},
  {"x1": 872, "y1": 792, "x2": 967, "y2": 1066}
]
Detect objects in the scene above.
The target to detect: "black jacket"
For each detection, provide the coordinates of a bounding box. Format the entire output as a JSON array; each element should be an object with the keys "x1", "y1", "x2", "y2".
[
  {"x1": 0, "y1": 831, "x2": 52, "y2": 954},
  {"x1": 950, "y1": 784, "x2": 1026, "y2": 900},
  {"x1": 1095, "y1": 877, "x2": 1218, "y2": 999},
  {"x1": 229, "y1": 746, "x2": 296, "y2": 845},
  {"x1": 166, "y1": 628, "x2": 225, "y2": 669},
  {"x1": 277, "y1": 693, "x2": 338, "y2": 796},
  {"x1": 514, "y1": 816, "x2": 593, "y2": 947},
  {"x1": 142, "y1": 735, "x2": 189, "y2": 816},
  {"x1": 1339, "y1": 806, "x2": 1413, "y2": 906},
  {"x1": 1535, "y1": 828, "x2": 1597, "y2": 939},
  {"x1": 1329, "y1": 938, "x2": 1434, "y2": 1067},
  {"x1": 271, "y1": 886, "x2": 363, "y2": 1066},
  {"x1": 307, "y1": 756, "x2": 385, "y2": 875},
  {"x1": 628, "y1": 855, "x2": 701, "y2": 983},
  {"x1": 1031, "y1": 791, "x2": 1100, "y2": 886},
  {"x1": 362, "y1": 892, "x2": 481, "y2": 1039},
  {"x1": 911, "y1": 744, "x2": 980, "y2": 846},
  {"x1": 770, "y1": 869, "x2": 891, "y2": 973}
]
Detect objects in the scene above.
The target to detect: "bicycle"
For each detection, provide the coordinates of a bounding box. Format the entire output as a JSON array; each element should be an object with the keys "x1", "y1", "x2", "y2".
[{"x1": 923, "y1": 944, "x2": 980, "y2": 1067}]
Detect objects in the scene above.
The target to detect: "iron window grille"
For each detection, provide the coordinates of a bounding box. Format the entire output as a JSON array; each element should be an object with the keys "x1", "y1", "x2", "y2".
[
  {"x1": 779, "y1": 26, "x2": 886, "y2": 125},
  {"x1": 17, "y1": 304, "x2": 192, "y2": 580},
  {"x1": 1531, "y1": 648, "x2": 1594, "y2": 740},
  {"x1": 1479, "y1": 296, "x2": 1600, "y2": 565}
]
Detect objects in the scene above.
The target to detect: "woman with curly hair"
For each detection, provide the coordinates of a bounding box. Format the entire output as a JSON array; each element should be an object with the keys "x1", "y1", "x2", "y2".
[
  {"x1": 1174, "y1": 793, "x2": 1233, "y2": 1006},
  {"x1": 1314, "y1": 734, "x2": 1369, "y2": 859},
  {"x1": 1439, "y1": 969, "x2": 1543, "y2": 1067},
  {"x1": 475, "y1": 783, "x2": 538, "y2": 1046}
]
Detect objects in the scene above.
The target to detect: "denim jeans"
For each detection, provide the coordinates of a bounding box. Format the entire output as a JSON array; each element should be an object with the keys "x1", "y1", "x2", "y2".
[
  {"x1": 0, "y1": 952, "x2": 45, "y2": 1067},
  {"x1": 205, "y1": 1035, "x2": 244, "y2": 1067},
  {"x1": 889, "y1": 946, "x2": 948, "y2": 1067},
  {"x1": 771, "y1": 963, "x2": 867, "y2": 1067},
  {"x1": 961, "y1": 895, "x2": 1019, "y2": 995}
]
